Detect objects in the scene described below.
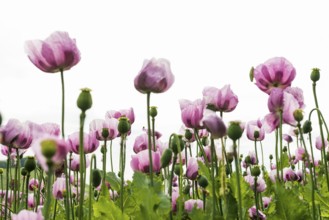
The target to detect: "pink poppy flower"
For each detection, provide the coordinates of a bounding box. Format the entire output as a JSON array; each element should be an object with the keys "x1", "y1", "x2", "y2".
[
  {"x1": 134, "y1": 58, "x2": 174, "y2": 94},
  {"x1": 246, "y1": 119, "x2": 265, "y2": 141},
  {"x1": 202, "y1": 85, "x2": 238, "y2": 112},
  {"x1": 184, "y1": 199, "x2": 203, "y2": 212},
  {"x1": 52, "y1": 177, "x2": 66, "y2": 200},
  {"x1": 248, "y1": 206, "x2": 267, "y2": 220},
  {"x1": 67, "y1": 131, "x2": 99, "y2": 154},
  {"x1": 315, "y1": 136, "x2": 328, "y2": 150},
  {"x1": 25, "y1": 31, "x2": 80, "y2": 73},
  {"x1": 105, "y1": 107, "x2": 135, "y2": 125},
  {"x1": 89, "y1": 118, "x2": 119, "y2": 141},
  {"x1": 130, "y1": 149, "x2": 161, "y2": 173},
  {"x1": 186, "y1": 157, "x2": 199, "y2": 180},
  {"x1": 12, "y1": 209, "x2": 44, "y2": 220},
  {"x1": 201, "y1": 110, "x2": 226, "y2": 139},
  {"x1": 179, "y1": 99, "x2": 206, "y2": 129},
  {"x1": 253, "y1": 57, "x2": 296, "y2": 94}
]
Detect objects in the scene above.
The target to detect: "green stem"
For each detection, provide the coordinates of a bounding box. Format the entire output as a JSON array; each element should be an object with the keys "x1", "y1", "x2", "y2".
[
  {"x1": 120, "y1": 134, "x2": 126, "y2": 213},
  {"x1": 169, "y1": 155, "x2": 177, "y2": 220},
  {"x1": 63, "y1": 158, "x2": 71, "y2": 220},
  {"x1": 312, "y1": 83, "x2": 329, "y2": 191},
  {"x1": 254, "y1": 140, "x2": 259, "y2": 164},
  {"x1": 210, "y1": 138, "x2": 217, "y2": 220},
  {"x1": 146, "y1": 92, "x2": 154, "y2": 186},
  {"x1": 43, "y1": 165, "x2": 54, "y2": 220},
  {"x1": 14, "y1": 148, "x2": 20, "y2": 213},
  {"x1": 233, "y1": 140, "x2": 243, "y2": 220},
  {"x1": 194, "y1": 129, "x2": 209, "y2": 166},
  {"x1": 25, "y1": 173, "x2": 30, "y2": 209},
  {"x1": 102, "y1": 140, "x2": 107, "y2": 182},
  {"x1": 308, "y1": 133, "x2": 318, "y2": 188},
  {"x1": 279, "y1": 110, "x2": 284, "y2": 181},
  {"x1": 152, "y1": 117, "x2": 156, "y2": 151},
  {"x1": 89, "y1": 154, "x2": 96, "y2": 220},
  {"x1": 4, "y1": 145, "x2": 11, "y2": 220},
  {"x1": 110, "y1": 140, "x2": 113, "y2": 172},
  {"x1": 260, "y1": 141, "x2": 264, "y2": 172},
  {"x1": 60, "y1": 70, "x2": 65, "y2": 139},
  {"x1": 78, "y1": 111, "x2": 86, "y2": 220},
  {"x1": 254, "y1": 177, "x2": 260, "y2": 220},
  {"x1": 275, "y1": 129, "x2": 279, "y2": 182},
  {"x1": 53, "y1": 199, "x2": 58, "y2": 220}
]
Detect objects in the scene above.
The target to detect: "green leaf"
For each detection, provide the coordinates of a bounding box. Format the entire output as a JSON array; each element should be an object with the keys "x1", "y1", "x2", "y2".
[
  {"x1": 93, "y1": 183, "x2": 129, "y2": 220},
  {"x1": 223, "y1": 191, "x2": 238, "y2": 220},
  {"x1": 105, "y1": 172, "x2": 121, "y2": 191},
  {"x1": 277, "y1": 153, "x2": 290, "y2": 170}
]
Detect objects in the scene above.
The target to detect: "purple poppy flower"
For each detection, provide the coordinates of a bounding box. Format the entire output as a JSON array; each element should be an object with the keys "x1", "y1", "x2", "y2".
[
  {"x1": 253, "y1": 57, "x2": 296, "y2": 94},
  {"x1": 201, "y1": 110, "x2": 226, "y2": 139},
  {"x1": 105, "y1": 107, "x2": 135, "y2": 125},
  {"x1": 52, "y1": 177, "x2": 66, "y2": 200},
  {"x1": 186, "y1": 157, "x2": 199, "y2": 180},
  {"x1": 244, "y1": 175, "x2": 266, "y2": 192},
  {"x1": 179, "y1": 99, "x2": 206, "y2": 129},
  {"x1": 12, "y1": 209, "x2": 44, "y2": 220},
  {"x1": 184, "y1": 199, "x2": 203, "y2": 212},
  {"x1": 283, "y1": 167, "x2": 297, "y2": 182},
  {"x1": 28, "y1": 178, "x2": 39, "y2": 191},
  {"x1": 133, "y1": 133, "x2": 162, "y2": 153},
  {"x1": 248, "y1": 206, "x2": 267, "y2": 220},
  {"x1": 130, "y1": 149, "x2": 161, "y2": 173},
  {"x1": 25, "y1": 31, "x2": 80, "y2": 73},
  {"x1": 263, "y1": 88, "x2": 300, "y2": 133},
  {"x1": 89, "y1": 118, "x2": 119, "y2": 141},
  {"x1": 315, "y1": 136, "x2": 328, "y2": 150},
  {"x1": 32, "y1": 135, "x2": 69, "y2": 172},
  {"x1": 283, "y1": 134, "x2": 293, "y2": 143},
  {"x1": 262, "y1": 197, "x2": 272, "y2": 209},
  {"x1": 67, "y1": 131, "x2": 99, "y2": 154},
  {"x1": 134, "y1": 58, "x2": 174, "y2": 94},
  {"x1": 246, "y1": 119, "x2": 265, "y2": 141},
  {"x1": 69, "y1": 154, "x2": 90, "y2": 172},
  {"x1": 0, "y1": 119, "x2": 32, "y2": 149},
  {"x1": 202, "y1": 85, "x2": 238, "y2": 112},
  {"x1": 295, "y1": 147, "x2": 306, "y2": 161}
]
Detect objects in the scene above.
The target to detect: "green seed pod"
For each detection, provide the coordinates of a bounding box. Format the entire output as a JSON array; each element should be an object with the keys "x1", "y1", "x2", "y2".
[
  {"x1": 149, "y1": 106, "x2": 158, "y2": 118},
  {"x1": 102, "y1": 128, "x2": 109, "y2": 139},
  {"x1": 40, "y1": 139, "x2": 57, "y2": 159},
  {"x1": 251, "y1": 165, "x2": 261, "y2": 177},
  {"x1": 283, "y1": 146, "x2": 287, "y2": 153},
  {"x1": 0, "y1": 112, "x2": 2, "y2": 126},
  {"x1": 244, "y1": 155, "x2": 252, "y2": 165},
  {"x1": 227, "y1": 121, "x2": 243, "y2": 141},
  {"x1": 197, "y1": 175, "x2": 208, "y2": 188},
  {"x1": 77, "y1": 88, "x2": 92, "y2": 112},
  {"x1": 24, "y1": 156, "x2": 36, "y2": 173},
  {"x1": 160, "y1": 148, "x2": 173, "y2": 168},
  {"x1": 170, "y1": 134, "x2": 185, "y2": 155},
  {"x1": 249, "y1": 67, "x2": 254, "y2": 82},
  {"x1": 269, "y1": 155, "x2": 273, "y2": 160},
  {"x1": 92, "y1": 169, "x2": 102, "y2": 188},
  {"x1": 310, "y1": 68, "x2": 320, "y2": 82},
  {"x1": 184, "y1": 129, "x2": 193, "y2": 141},
  {"x1": 118, "y1": 117, "x2": 131, "y2": 135},
  {"x1": 201, "y1": 136, "x2": 209, "y2": 146},
  {"x1": 253, "y1": 130, "x2": 260, "y2": 140},
  {"x1": 293, "y1": 109, "x2": 304, "y2": 122},
  {"x1": 302, "y1": 120, "x2": 312, "y2": 134}
]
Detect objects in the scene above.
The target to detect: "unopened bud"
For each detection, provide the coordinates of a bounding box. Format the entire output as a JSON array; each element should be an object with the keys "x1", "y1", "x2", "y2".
[
  {"x1": 77, "y1": 88, "x2": 92, "y2": 112},
  {"x1": 201, "y1": 136, "x2": 209, "y2": 146},
  {"x1": 249, "y1": 67, "x2": 254, "y2": 82},
  {"x1": 24, "y1": 156, "x2": 36, "y2": 173},
  {"x1": 183, "y1": 184, "x2": 191, "y2": 195},
  {"x1": 160, "y1": 148, "x2": 173, "y2": 168},
  {"x1": 0, "y1": 168, "x2": 3, "y2": 175},
  {"x1": 197, "y1": 175, "x2": 208, "y2": 188},
  {"x1": 244, "y1": 156, "x2": 252, "y2": 165},
  {"x1": 293, "y1": 109, "x2": 304, "y2": 122},
  {"x1": 302, "y1": 120, "x2": 312, "y2": 134},
  {"x1": 21, "y1": 168, "x2": 27, "y2": 176},
  {"x1": 174, "y1": 164, "x2": 182, "y2": 176},
  {"x1": 283, "y1": 146, "x2": 287, "y2": 153},
  {"x1": 269, "y1": 155, "x2": 273, "y2": 160},
  {"x1": 184, "y1": 129, "x2": 193, "y2": 141},
  {"x1": 310, "y1": 68, "x2": 320, "y2": 82},
  {"x1": 170, "y1": 134, "x2": 185, "y2": 154},
  {"x1": 92, "y1": 169, "x2": 102, "y2": 188}
]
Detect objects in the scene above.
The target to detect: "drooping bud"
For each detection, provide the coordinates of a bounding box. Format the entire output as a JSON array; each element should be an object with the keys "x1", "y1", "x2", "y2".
[
  {"x1": 302, "y1": 120, "x2": 312, "y2": 134},
  {"x1": 92, "y1": 169, "x2": 102, "y2": 188},
  {"x1": 117, "y1": 117, "x2": 131, "y2": 135},
  {"x1": 183, "y1": 184, "x2": 191, "y2": 195},
  {"x1": 41, "y1": 139, "x2": 57, "y2": 160},
  {"x1": 149, "y1": 106, "x2": 158, "y2": 118},
  {"x1": 227, "y1": 121, "x2": 243, "y2": 141},
  {"x1": 170, "y1": 134, "x2": 185, "y2": 155},
  {"x1": 77, "y1": 88, "x2": 93, "y2": 112},
  {"x1": 24, "y1": 156, "x2": 36, "y2": 173},
  {"x1": 293, "y1": 109, "x2": 304, "y2": 122},
  {"x1": 160, "y1": 148, "x2": 173, "y2": 168},
  {"x1": 21, "y1": 168, "x2": 27, "y2": 176},
  {"x1": 251, "y1": 165, "x2": 261, "y2": 177},
  {"x1": 201, "y1": 136, "x2": 209, "y2": 146},
  {"x1": 310, "y1": 68, "x2": 320, "y2": 82},
  {"x1": 197, "y1": 175, "x2": 208, "y2": 188}
]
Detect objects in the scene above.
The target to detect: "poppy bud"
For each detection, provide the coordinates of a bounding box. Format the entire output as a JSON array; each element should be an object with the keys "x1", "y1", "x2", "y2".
[
  {"x1": 249, "y1": 67, "x2": 254, "y2": 82},
  {"x1": 202, "y1": 136, "x2": 209, "y2": 146},
  {"x1": 197, "y1": 175, "x2": 208, "y2": 188},
  {"x1": 102, "y1": 128, "x2": 109, "y2": 139},
  {"x1": 24, "y1": 156, "x2": 36, "y2": 173},
  {"x1": 21, "y1": 168, "x2": 27, "y2": 176},
  {"x1": 183, "y1": 184, "x2": 191, "y2": 195},
  {"x1": 253, "y1": 130, "x2": 260, "y2": 140},
  {"x1": 244, "y1": 156, "x2": 252, "y2": 165},
  {"x1": 170, "y1": 134, "x2": 184, "y2": 154},
  {"x1": 184, "y1": 129, "x2": 193, "y2": 141},
  {"x1": 92, "y1": 169, "x2": 102, "y2": 188},
  {"x1": 77, "y1": 88, "x2": 92, "y2": 112},
  {"x1": 160, "y1": 148, "x2": 173, "y2": 168},
  {"x1": 118, "y1": 117, "x2": 131, "y2": 135},
  {"x1": 0, "y1": 168, "x2": 3, "y2": 175},
  {"x1": 174, "y1": 164, "x2": 182, "y2": 176},
  {"x1": 269, "y1": 155, "x2": 273, "y2": 160},
  {"x1": 310, "y1": 68, "x2": 320, "y2": 82},
  {"x1": 293, "y1": 109, "x2": 304, "y2": 122},
  {"x1": 302, "y1": 120, "x2": 312, "y2": 134}
]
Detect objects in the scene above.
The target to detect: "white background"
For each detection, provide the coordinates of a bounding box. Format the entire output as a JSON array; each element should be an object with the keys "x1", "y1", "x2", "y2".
[{"x1": 1, "y1": 1, "x2": 329, "y2": 177}]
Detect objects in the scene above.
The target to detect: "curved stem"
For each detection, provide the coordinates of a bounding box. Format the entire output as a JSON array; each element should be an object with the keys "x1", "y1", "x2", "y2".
[
  {"x1": 146, "y1": 92, "x2": 154, "y2": 186},
  {"x1": 193, "y1": 129, "x2": 209, "y2": 166}
]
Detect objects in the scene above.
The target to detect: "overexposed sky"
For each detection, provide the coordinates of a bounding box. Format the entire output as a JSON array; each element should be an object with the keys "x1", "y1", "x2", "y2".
[{"x1": 1, "y1": 1, "x2": 329, "y2": 173}]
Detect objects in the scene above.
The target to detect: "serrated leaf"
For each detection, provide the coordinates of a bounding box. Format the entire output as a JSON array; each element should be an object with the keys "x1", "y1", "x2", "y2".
[{"x1": 105, "y1": 172, "x2": 121, "y2": 191}]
